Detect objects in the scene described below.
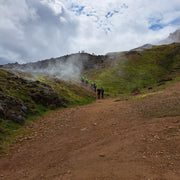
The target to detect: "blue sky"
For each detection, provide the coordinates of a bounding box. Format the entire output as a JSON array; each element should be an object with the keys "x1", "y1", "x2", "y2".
[{"x1": 0, "y1": 0, "x2": 180, "y2": 64}]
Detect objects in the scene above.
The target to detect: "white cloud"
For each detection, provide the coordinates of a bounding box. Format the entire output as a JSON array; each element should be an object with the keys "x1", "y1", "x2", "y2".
[
  {"x1": 0, "y1": 0, "x2": 180, "y2": 64},
  {"x1": 40, "y1": 0, "x2": 64, "y2": 15},
  {"x1": 66, "y1": 0, "x2": 180, "y2": 53},
  {"x1": 0, "y1": 0, "x2": 78, "y2": 64}
]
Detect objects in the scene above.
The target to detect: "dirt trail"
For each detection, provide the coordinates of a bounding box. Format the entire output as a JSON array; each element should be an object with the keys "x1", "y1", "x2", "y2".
[{"x1": 0, "y1": 83, "x2": 180, "y2": 180}]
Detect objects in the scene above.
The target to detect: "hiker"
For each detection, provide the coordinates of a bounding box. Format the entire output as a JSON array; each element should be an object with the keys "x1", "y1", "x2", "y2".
[
  {"x1": 101, "y1": 87, "x2": 104, "y2": 99},
  {"x1": 81, "y1": 76, "x2": 85, "y2": 83},
  {"x1": 91, "y1": 82, "x2": 94, "y2": 88},
  {"x1": 94, "y1": 83, "x2": 97, "y2": 92},
  {"x1": 101, "y1": 59, "x2": 104, "y2": 63},
  {"x1": 97, "y1": 88, "x2": 101, "y2": 99}
]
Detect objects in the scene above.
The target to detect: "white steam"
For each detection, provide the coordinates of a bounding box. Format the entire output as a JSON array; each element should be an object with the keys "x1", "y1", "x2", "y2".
[{"x1": 14, "y1": 54, "x2": 84, "y2": 81}]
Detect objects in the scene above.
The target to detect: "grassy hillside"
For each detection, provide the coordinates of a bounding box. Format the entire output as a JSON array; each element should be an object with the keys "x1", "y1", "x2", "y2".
[{"x1": 90, "y1": 43, "x2": 180, "y2": 96}]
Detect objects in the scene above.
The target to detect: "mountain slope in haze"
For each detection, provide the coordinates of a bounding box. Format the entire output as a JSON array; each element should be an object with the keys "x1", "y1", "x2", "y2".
[
  {"x1": 159, "y1": 29, "x2": 180, "y2": 45},
  {"x1": 1, "y1": 53, "x2": 112, "y2": 81}
]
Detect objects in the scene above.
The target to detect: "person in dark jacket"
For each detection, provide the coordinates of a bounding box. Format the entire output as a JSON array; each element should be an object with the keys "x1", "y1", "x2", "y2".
[
  {"x1": 97, "y1": 88, "x2": 101, "y2": 99},
  {"x1": 81, "y1": 76, "x2": 85, "y2": 83},
  {"x1": 101, "y1": 87, "x2": 104, "y2": 99},
  {"x1": 94, "y1": 83, "x2": 97, "y2": 92}
]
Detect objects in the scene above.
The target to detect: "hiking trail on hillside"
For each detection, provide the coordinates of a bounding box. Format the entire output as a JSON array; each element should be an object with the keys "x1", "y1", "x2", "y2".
[{"x1": 0, "y1": 82, "x2": 180, "y2": 180}]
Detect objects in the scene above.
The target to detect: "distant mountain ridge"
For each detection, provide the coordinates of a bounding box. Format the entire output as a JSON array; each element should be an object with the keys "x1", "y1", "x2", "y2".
[
  {"x1": 131, "y1": 44, "x2": 153, "y2": 51},
  {"x1": 159, "y1": 29, "x2": 180, "y2": 45},
  {"x1": 1, "y1": 53, "x2": 102, "y2": 70},
  {"x1": 1, "y1": 53, "x2": 110, "y2": 80}
]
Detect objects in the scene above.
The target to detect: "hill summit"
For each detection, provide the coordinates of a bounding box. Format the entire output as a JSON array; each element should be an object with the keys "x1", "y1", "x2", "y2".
[{"x1": 1, "y1": 53, "x2": 109, "y2": 81}]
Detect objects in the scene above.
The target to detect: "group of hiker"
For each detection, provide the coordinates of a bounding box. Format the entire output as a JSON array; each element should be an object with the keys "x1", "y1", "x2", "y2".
[
  {"x1": 91, "y1": 81, "x2": 104, "y2": 99},
  {"x1": 81, "y1": 77, "x2": 104, "y2": 99},
  {"x1": 81, "y1": 76, "x2": 89, "y2": 85},
  {"x1": 91, "y1": 81, "x2": 96, "y2": 92},
  {"x1": 97, "y1": 87, "x2": 104, "y2": 99}
]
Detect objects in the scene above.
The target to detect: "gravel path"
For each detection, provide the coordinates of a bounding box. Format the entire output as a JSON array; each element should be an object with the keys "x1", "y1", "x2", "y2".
[{"x1": 0, "y1": 82, "x2": 180, "y2": 180}]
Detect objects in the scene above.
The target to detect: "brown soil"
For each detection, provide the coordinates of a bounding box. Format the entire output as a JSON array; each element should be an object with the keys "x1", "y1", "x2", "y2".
[{"x1": 0, "y1": 82, "x2": 180, "y2": 180}]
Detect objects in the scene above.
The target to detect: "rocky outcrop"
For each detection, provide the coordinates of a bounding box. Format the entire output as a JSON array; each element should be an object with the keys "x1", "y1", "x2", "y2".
[
  {"x1": 27, "y1": 81, "x2": 65, "y2": 109},
  {"x1": 0, "y1": 94, "x2": 27, "y2": 125},
  {"x1": 0, "y1": 69, "x2": 67, "y2": 125}
]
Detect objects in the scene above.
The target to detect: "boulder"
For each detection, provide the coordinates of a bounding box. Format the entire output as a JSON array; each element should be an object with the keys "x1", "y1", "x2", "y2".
[
  {"x1": 0, "y1": 94, "x2": 28, "y2": 125},
  {"x1": 29, "y1": 84, "x2": 65, "y2": 109}
]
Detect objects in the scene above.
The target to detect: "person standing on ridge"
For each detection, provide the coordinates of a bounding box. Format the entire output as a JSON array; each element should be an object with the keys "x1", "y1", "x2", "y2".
[
  {"x1": 81, "y1": 76, "x2": 85, "y2": 83},
  {"x1": 101, "y1": 87, "x2": 104, "y2": 99},
  {"x1": 97, "y1": 88, "x2": 101, "y2": 99},
  {"x1": 94, "y1": 83, "x2": 97, "y2": 92},
  {"x1": 91, "y1": 82, "x2": 94, "y2": 88}
]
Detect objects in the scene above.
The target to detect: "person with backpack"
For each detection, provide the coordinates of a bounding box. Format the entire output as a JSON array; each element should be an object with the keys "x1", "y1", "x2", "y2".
[
  {"x1": 81, "y1": 76, "x2": 85, "y2": 83},
  {"x1": 91, "y1": 82, "x2": 94, "y2": 88},
  {"x1": 93, "y1": 83, "x2": 97, "y2": 92},
  {"x1": 97, "y1": 88, "x2": 101, "y2": 99},
  {"x1": 101, "y1": 87, "x2": 104, "y2": 99}
]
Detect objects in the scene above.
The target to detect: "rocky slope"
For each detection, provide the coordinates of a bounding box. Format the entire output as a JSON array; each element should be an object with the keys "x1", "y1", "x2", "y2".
[{"x1": 0, "y1": 69, "x2": 65, "y2": 124}]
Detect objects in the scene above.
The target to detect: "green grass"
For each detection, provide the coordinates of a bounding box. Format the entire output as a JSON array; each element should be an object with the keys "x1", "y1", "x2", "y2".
[
  {"x1": 0, "y1": 119, "x2": 22, "y2": 153},
  {"x1": 27, "y1": 104, "x2": 49, "y2": 121},
  {"x1": 38, "y1": 77, "x2": 96, "y2": 106},
  {"x1": 90, "y1": 43, "x2": 180, "y2": 97},
  {"x1": 134, "y1": 91, "x2": 164, "y2": 99}
]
